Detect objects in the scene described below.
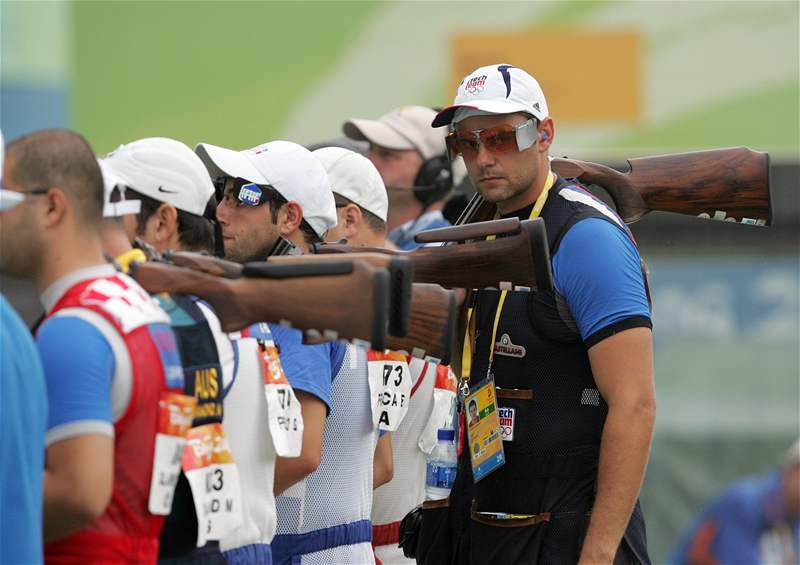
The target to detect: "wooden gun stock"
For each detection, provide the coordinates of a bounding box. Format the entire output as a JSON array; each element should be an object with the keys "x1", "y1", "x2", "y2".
[
  {"x1": 553, "y1": 147, "x2": 772, "y2": 225},
  {"x1": 130, "y1": 260, "x2": 390, "y2": 349},
  {"x1": 387, "y1": 283, "x2": 456, "y2": 365},
  {"x1": 165, "y1": 251, "x2": 244, "y2": 278},
  {"x1": 314, "y1": 218, "x2": 553, "y2": 292},
  {"x1": 267, "y1": 253, "x2": 412, "y2": 338}
]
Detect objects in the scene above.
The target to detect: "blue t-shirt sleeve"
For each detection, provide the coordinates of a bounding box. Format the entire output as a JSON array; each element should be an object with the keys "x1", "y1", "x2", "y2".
[
  {"x1": 553, "y1": 218, "x2": 651, "y2": 346},
  {"x1": 269, "y1": 324, "x2": 332, "y2": 412},
  {"x1": 36, "y1": 315, "x2": 115, "y2": 443}
]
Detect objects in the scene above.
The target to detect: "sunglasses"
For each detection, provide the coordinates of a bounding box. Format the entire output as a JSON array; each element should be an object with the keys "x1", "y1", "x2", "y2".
[
  {"x1": 0, "y1": 188, "x2": 49, "y2": 212},
  {"x1": 445, "y1": 118, "x2": 538, "y2": 161},
  {"x1": 215, "y1": 177, "x2": 285, "y2": 208}
]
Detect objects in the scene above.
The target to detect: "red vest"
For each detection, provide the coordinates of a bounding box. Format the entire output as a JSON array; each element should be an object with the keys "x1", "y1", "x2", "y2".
[{"x1": 44, "y1": 273, "x2": 183, "y2": 564}]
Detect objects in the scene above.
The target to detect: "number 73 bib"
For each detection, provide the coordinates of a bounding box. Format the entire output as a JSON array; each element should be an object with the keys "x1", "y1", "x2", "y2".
[{"x1": 367, "y1": 350, "x2": 412, "y2": 431}]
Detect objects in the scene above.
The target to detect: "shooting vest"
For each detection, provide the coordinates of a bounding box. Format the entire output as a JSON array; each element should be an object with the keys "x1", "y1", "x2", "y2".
[
  {"x1": 273, "y1": 343, "x2": 378, "y2": 565},
  {"x1": 449, "y1": 177, "x2": 651, "y2": 563},
  {"x1": 158, "y1": 293, "x2": 225, "y2": 558},
  {"x1": 114, "y1": 249, "x2": 229, "y2": 558},
  {"x1": 43, "y1": 272, "x2": 183, "y2": 564}
]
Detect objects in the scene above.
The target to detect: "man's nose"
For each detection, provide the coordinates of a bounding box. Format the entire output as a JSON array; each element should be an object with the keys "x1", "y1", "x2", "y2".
[
  {"x1": 475, "y1": 141, "x2": 495, "y2": 168},
  {"x1": 216, "y1": 200, "x2": 230, "y2": 225}
]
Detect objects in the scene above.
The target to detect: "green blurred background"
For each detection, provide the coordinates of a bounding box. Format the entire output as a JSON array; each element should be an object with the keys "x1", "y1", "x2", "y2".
[{"x1": 2, "y1": 1, "x2": 798, "y2": 562}]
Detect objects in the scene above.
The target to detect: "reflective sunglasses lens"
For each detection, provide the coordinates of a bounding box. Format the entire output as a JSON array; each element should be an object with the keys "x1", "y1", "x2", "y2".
[{"x1": 481, "y1": 127, "x2": 518, "y2": 153}]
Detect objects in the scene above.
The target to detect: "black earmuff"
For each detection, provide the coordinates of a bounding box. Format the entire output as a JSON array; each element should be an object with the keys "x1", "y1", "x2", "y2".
[{"x1": 412, "y1": 154, "x2": 453, "y2": 207}]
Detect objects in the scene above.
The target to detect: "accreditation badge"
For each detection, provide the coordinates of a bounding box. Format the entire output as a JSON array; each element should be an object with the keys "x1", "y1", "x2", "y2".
[
  {"x1": 182, "y1": 423, "x2": 243, "y2": 546},
  {"x1": 260, "y1": 340, "x2": 303, "y2": 457},
  {"x1": 367, "y1": 350, "x2": 412, "y2": 431},
  {"x1": 465, "y1": 377, "x2": 505, "y2": 482},
  {"x1": 148, "y1": 392, "x2": 196, "y2": 515}
]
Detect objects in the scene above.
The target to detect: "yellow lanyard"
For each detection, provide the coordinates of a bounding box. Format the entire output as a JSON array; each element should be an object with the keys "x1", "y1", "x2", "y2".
[{"x1": 459, "y1": 171, "x2": 556, "y2": 396}]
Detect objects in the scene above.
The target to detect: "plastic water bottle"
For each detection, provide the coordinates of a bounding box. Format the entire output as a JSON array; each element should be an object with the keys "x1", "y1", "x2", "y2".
[{"x1": 425, "y1": 428, "x2": 457, "y2": 500}]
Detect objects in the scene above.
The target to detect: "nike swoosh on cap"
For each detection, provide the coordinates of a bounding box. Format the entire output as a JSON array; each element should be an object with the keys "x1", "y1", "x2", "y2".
[{"x1": 157, "y1": 186, "x2": 179, "y2": 194}]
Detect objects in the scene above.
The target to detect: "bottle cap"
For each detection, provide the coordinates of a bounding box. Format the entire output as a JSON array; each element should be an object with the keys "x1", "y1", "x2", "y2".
[{"x1": 437, "y1": 428, "x2": 455, "y2": 441}]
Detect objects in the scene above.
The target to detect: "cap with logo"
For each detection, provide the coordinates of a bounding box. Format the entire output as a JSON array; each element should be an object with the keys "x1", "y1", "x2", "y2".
[
  {"x1": 102, "y1": 137, "x2": 215, "y2": 217},
  {"x1": 195, "y1": 140, "x2": 337, "y2": 238},
  {"x1": 432, "y1": 64, "x2": 549, "y2": 128},
  {"x1": 343, "y1": 105, "x2": 446, "y2": 160},
  {"x1": 312, "y1": 147, "x2": 388, "y2": 223}
]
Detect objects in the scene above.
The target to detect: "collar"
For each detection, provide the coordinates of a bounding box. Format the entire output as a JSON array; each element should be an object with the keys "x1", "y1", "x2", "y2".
[
  {"x1": 41, "y1": 263, "x2": 118, "y2": 314},
  {"x1": 389, "y1": 209, "x2": 447, "y2": 245}
]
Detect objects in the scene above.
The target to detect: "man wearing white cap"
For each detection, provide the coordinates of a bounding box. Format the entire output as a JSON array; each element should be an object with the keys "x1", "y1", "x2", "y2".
[
  {"x1": 419, "y1": 65, "x2": 655, "y2": 564},
  {"x1": 343, "y1": 105, "x2": 453, "y2": 250},
  {"x1": 196, "y1": 139, "x2": 345, "y2": 565},
  {"x1": 100, "y1": 138, "x2": 244, "y2": 564},
  {"x1": 312, "y1": 147, "x2": 459, "y2": 565},
  {"x1": 0, "y1": 130, "x2": 48, "y2": 565}
]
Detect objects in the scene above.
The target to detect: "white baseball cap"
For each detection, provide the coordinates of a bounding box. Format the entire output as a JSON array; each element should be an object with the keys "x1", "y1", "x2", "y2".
[
  {"x1": 343, "y1": 106, "x2": 446, "y2": 160},
  {"x1": 98, "y1": 158, "x2": 141, "y2": 218},
  {"x1": 103, "y1": 137, "x2": 214, "y2": 217},
  {"x1": 313, "y1": 147, "x2": 388, "y2": 222},
  {"x1": 195, "y1": 140, "x2": 337, "y2": 238},
  {"x1": 432, "y1": 64, "x2": 549, "y2": 128}
]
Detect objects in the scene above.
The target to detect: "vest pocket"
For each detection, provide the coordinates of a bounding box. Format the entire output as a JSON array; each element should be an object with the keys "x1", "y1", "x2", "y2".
[{"x1": 415, "y1": 498, "x2": 452, "y2": 565}]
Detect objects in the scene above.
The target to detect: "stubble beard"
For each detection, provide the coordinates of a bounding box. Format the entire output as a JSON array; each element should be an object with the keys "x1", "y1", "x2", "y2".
[{"x1": 223, "y1": 236, "x2": 277, "y2": 264}]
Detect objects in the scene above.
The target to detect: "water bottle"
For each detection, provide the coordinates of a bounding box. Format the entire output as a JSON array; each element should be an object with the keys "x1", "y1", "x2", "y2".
[{"x1": 425, "y1": 428, "x2": 457, "y2": 500}]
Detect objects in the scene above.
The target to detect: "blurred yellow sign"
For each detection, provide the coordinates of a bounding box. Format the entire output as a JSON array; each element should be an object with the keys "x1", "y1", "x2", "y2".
[{"x1": 450, "y1": 30, "x2": 641, "y2": 123}]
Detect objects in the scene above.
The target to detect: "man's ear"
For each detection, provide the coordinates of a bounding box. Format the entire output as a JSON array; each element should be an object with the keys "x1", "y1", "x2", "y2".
[
  {"x1": 343, "y1": 203, "x2": 363, "y2": 239},
  {"x1": 538, "y1": 117, "x2": 555, "y2": 152},
  {"x1": 278, "y1": 201, "x2": 303, "y2": 236},
  {"x1": 154, "y1": 203, "x2": 178, "y2": 244},
  {"x1": 41, "y1": 187, "x2": 68, "y2": 229}
]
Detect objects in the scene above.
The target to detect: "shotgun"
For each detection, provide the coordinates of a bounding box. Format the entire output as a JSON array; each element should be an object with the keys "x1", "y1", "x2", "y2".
[
  {"x1": 386, "y1": 283, "x2": 456, "y2": 365},
  {"x1": 166, "y1": 250, "x2": 457, "y2": 359},
  {"x1": 313, "y1": 218, "x2": 553, "y2": 292},
  {"x1": 267, "y1": 253, "x2": 413, "y2": 338},
  {"x1": 457, "y1": 147, "x2": 772, "y2": 226},
  {"x1": 130, "y1": 259, "x2": 391, "y2": 350},
  {"x1": 167, "y1": 250, "x2": 414, "y2": 338}
]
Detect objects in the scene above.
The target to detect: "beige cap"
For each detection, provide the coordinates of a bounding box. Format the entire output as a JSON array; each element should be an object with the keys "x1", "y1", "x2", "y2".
[{"x1": 343, "y1": 105, "x2": 446, "y2": 160}]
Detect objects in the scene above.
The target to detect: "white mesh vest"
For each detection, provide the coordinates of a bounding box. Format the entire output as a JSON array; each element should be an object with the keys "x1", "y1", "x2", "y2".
[
  {"x1": 276, "y1": 343, "x2": 378, "y2": 564},
  {"x1": 372, "y1": 358, "x2": 437, "y2": 564}
]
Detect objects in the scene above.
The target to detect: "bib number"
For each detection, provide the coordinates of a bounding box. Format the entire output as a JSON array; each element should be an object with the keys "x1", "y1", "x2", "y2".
[
  {"x1": 367, "y1": 350, "x2": 412, "y2": 431},
  {"x1": 182, "y1": 423, "x2": 243, "y2": 546},
  {"x1": 260, "y1": 340, "x2": 303, "y2": 457},
  {"x1": 148, "y1": 392, "x2": 196, "y2": 515}
]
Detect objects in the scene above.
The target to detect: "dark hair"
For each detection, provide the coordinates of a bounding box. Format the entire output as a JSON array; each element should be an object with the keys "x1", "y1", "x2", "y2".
[
  {"x1": 333, "y1": 194, "x2": 386, "y2": 235},
  {"x1": 5, "y1": 129, "x2": 104, "y2": 225},
  {"x1": 128, "y1": 188, "x2": 215, "y2": 253}
]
